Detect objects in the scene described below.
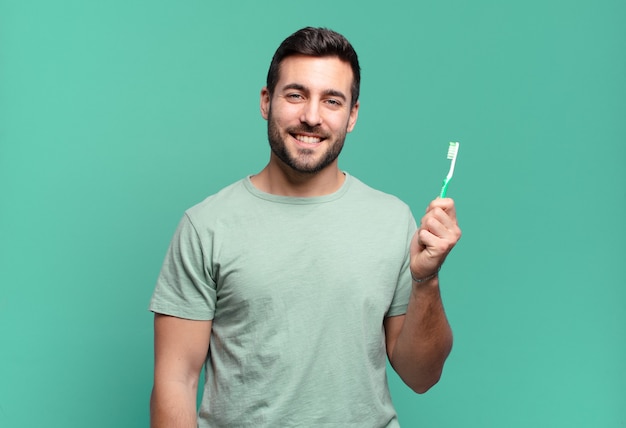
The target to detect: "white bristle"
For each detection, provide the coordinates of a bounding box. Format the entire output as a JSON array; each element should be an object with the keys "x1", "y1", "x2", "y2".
[{"x1": 447, "y1": 142, "x2": 459, "y2": 159}]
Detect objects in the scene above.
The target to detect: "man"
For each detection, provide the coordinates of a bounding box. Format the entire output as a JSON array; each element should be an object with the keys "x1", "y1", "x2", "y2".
[{"x1": 149, "y1": 27, "x2": 461, "y2": 427}]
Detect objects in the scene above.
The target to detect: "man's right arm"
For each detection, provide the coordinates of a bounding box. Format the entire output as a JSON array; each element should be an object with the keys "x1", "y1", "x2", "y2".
[{"x1": 150, "y1": 313, "x2": 212, "y2": 428}]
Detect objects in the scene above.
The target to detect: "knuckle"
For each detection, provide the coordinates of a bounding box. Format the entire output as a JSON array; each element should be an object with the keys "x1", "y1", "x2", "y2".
[{"x1": 436, "y1": 243, "x2": 448, "y2": 253}]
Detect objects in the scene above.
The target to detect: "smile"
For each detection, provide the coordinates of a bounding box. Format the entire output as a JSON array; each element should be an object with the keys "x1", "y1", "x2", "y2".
[{"x1": 293, "y1": 134, "x2": 322, "y2": 144}]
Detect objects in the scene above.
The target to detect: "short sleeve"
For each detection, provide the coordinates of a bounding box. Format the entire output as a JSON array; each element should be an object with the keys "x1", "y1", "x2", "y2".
[
  {"x1": 386, "y1": 209, "x2": 417, "y2": 317},
  {"x1": 149, "y1": 213, "x2": 217, "y2": 320}
]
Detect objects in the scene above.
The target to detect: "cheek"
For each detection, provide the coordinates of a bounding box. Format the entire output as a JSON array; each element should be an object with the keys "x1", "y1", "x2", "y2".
[
  {"x1": 272, "y1": 102, "x2": 301, "y2": 122},
  {"x1": 330, "y1": 114, "x2": 353, "y2": 134}
]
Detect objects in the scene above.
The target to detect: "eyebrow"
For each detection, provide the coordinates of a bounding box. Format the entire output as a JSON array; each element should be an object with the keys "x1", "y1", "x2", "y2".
[{"x1": 281, "y1": 83, "x2": 347, "y2": 102}]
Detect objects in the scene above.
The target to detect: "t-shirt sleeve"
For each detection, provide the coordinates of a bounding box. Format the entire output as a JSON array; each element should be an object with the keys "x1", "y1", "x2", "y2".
[
  {"x1": 386, "y1": 209, "x2": 417, "y2": 317},
  {"x1": 149, "y1": 213, "x2": 217, "y2": 320}
]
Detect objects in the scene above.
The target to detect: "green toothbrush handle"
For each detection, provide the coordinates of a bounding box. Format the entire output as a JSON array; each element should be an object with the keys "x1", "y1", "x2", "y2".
[{"x1": 440, "y1": 177, "x2": 451, "y2": 198}]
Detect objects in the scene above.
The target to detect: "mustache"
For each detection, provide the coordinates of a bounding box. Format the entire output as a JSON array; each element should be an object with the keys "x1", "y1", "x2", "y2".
[{"x1": 286, "y1": 124, "x2": 329, "y2": 138}]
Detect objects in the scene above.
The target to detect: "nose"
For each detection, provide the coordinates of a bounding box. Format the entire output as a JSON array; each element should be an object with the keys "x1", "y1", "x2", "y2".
[{"x1": 300, "y1": 101, "x2": 322, "y2": 127}]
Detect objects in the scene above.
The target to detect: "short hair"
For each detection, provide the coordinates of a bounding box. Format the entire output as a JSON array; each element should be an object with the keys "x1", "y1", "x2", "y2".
[{"x1": 266, "y1": 27, "x2": 361, "y2": 108}]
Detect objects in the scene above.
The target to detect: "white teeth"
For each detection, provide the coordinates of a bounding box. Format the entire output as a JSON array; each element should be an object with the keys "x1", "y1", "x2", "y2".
[{"x1": 295, "y1": 135, "x2": 321, "y2": 144}]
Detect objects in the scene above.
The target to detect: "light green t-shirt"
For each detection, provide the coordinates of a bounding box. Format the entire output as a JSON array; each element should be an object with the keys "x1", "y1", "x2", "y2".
[{"x1": 150, "y1": 173, "x2": 417, "y2": 427}]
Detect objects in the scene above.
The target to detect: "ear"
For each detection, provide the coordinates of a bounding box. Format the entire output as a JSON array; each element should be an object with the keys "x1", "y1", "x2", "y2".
[
  {"x1": 346, "y1": 101, "x2": 360, "y2": 133},
  {"x1": 260, "y1": 87, "x2": 270, "y2": 120}
]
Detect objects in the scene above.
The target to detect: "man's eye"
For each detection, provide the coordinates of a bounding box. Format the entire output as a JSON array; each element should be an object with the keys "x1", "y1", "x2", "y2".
[
  {"x1": 287, "y1": 93, "x2": 303, "y2": 100},
  {"x1": 325, "y1": 99, "x2": 342, "y2": 106}
]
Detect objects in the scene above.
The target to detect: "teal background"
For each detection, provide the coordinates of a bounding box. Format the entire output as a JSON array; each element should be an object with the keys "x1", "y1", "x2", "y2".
[{"x1": 1, "y1": 0, "x2": 624, "y2": 426}]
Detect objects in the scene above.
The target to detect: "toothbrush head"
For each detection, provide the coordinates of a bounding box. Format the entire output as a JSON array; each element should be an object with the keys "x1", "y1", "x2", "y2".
[
  {"x1": 447, "y1": 141, "x2": 459, "y2": 161},
  {"x1": 440, "y1": 141, "x2": 460, "y2": 198}
]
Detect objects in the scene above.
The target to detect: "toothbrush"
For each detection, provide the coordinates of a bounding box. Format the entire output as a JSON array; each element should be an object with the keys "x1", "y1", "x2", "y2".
[{"x1": 439, "y1": 142, "x2": 460, "y2": 198}]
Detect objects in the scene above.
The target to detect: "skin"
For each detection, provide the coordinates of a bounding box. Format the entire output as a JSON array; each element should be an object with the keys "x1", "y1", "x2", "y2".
[
  {"x1": 150, "y1": 54, "x2": 461, "y2": 427},
  {"x1": 252, "y1": 55, "x2": 359, "y2": 197},
  {"x1": 150, "y1": 315, "x2": 211, "y2": 428},
  {"x1": 385, "y1": 198, "x2": 459, "y2": 393}
]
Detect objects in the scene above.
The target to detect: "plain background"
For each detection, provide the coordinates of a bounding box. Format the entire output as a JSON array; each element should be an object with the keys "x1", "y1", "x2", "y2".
[{"x1": 1, "y1": 0, "x2": 624, "y2": 426}]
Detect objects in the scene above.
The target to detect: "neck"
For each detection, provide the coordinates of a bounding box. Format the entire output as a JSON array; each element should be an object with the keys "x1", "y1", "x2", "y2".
[{"x1": 251, "y1": 157, "x2": 345, "y2": 197}]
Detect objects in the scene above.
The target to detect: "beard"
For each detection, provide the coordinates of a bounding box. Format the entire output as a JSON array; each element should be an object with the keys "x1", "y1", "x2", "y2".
[{"x1": 267, "y1": 108, "x2": 348, "y2": 174}]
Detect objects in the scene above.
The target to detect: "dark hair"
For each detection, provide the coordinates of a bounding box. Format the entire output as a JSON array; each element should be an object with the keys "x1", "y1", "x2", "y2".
[{"x1": 266, "y1": 27, "x2": 361, "y2": 108}]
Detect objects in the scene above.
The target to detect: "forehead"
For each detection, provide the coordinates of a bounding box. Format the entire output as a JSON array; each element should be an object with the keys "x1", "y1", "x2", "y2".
[{"x1": 276, "y1": 55, "x2": 354, "y2": 93}]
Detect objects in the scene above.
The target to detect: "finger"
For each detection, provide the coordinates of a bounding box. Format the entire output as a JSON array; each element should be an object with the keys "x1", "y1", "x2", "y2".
[
  {"x1": 421, "y1": 205, "x2": 458, "y2": 234},
  {"x1": 417, "y1": 228, "x2": 438, "y2": 252},
  {"x1": 424, "y1": 201, "x2": 457, "y2": 229},
  {"x1": 417, "y1": 228, "x2": 451, "y2": 259},
  {"x1": 426, "y1": 207, "x2": 458, "y2": 233},
  {"x1": 419, "y1": 217, "x2": 461, "y2": 253},
  {"x1": 421, "y1": 216, "x2": 452, "y2": 244},
  {"x1": 425, "y1": 198, "x2": 457, "y2": 220}
]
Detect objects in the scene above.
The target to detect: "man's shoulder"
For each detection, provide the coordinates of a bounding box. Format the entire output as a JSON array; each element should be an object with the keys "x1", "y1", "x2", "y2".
[
  {"x1": 185, "y1": 178, "x2": 249, "y2": 219},
  {"x1": 347, "y1": 175, "x2": 411, "y2": 211}
]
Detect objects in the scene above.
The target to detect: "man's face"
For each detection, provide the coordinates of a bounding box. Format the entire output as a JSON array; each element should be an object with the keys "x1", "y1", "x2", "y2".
[{"x1": 260, "y1": 55, "x2": 359, "y2": 174}]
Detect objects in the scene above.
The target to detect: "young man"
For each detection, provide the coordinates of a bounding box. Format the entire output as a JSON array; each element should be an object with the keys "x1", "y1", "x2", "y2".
[{"x1": 149, "y1": 27, "x2": 461, "y2": 427}]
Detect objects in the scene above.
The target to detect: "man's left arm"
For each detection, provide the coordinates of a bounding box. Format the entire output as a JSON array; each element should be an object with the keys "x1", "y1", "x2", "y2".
[{"x1": 384, "y1": 198, "x2": 461, "y2": 393}]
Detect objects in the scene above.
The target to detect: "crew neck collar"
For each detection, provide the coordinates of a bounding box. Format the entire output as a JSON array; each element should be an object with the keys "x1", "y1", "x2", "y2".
[{"x1": 243, "y1": 172, "x2": 352, "y2": 205}]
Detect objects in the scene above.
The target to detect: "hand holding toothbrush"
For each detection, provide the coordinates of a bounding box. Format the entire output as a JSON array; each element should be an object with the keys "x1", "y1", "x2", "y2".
[
  {"x1": 410, "y1": 198, "x2": 461, "y2": 283},
  {"x1": 410, "y1": 142, "x2": 461, "y2": 283},
  {"x1": 386, "y1": 143, "x2": 461, "y2": 393}
]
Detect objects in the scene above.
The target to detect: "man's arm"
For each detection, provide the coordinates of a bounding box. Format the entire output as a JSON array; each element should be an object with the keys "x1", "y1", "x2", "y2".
[
  {"x1": 384, "y1": 198, "x2": 460, "y2": 393},
  {"x1": 150, "y1": 313, "x2": 212, "y2": 428}
]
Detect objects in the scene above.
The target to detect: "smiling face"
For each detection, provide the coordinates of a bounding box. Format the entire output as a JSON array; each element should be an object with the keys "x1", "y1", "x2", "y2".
[{"x1": 260, "y1": 55, "x2": 359, "y2": 175}]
